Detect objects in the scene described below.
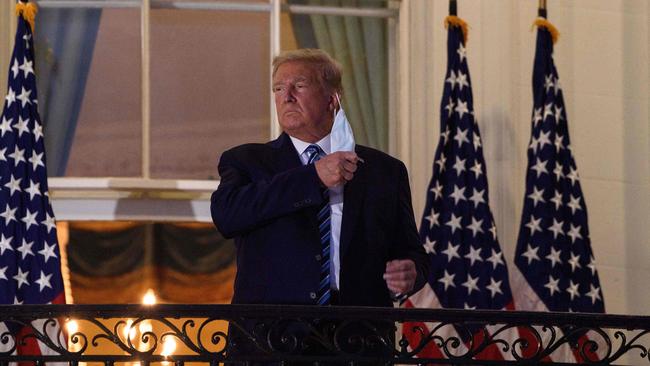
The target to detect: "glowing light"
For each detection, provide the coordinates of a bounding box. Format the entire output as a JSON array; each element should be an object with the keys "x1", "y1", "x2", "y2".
[
  {"x1": 142, "y1": 289, "x2": 156, "y2": 305},
  {"x1": 66, "y1": 320, "x2": 78, "y2": 334},
  {"x1": 138, "y1": 321, "x2": 152, "y2": 334},
  {"x1": 123, "y1": 319, "x2": 135, "y2": 340},
  {"x1": 137, "y1": 320, "x2": 153, "y2": 352},
  {"x1": 161, "y1": 338, "x2": 177, "y2": 357},
  {"x1": 66, "y1": 320, "x2": 82, "y2": 353}
]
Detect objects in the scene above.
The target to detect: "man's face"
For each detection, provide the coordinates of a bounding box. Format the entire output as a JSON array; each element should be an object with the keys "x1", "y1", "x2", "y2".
[{"x1": 273, "y1": 61, "x2": 334, "y2": 142}]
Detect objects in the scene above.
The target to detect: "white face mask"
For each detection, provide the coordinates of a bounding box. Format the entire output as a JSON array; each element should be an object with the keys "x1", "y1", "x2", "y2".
[{"x1": 330, "y1": 93, "x2": 356, "y2": 153}]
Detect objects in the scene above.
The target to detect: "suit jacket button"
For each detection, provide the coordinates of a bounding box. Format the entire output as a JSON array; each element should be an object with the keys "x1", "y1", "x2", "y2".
[
  {"x1": 309, "y1": 292, "x2": 316, "y2": 299},
  {"x1": 315, "y1": 254, "x2": 322, "y2": 261},
  {"x1": 305, "y1": 199, "x2": 312, "y2": 204},
  {"x1": 293, "y1": 202, "x2": 300, "y2": 208}
]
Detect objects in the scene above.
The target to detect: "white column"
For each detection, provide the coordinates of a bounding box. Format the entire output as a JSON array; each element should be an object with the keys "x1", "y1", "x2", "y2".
[
  {"x1": 471, "y1": 1, "x2": 517, "y2": 256},
  {"x1": 141, "y1": 0, "x2": 151, "y2": 178},
  {"x1": 398, "y1": 0, "x2": 439, "y2": 222},
  {"x1": 269, "y1": 0, "x2": 281, "y2": 139}
]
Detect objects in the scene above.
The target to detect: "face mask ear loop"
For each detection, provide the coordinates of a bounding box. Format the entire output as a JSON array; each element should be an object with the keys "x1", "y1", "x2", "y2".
[{"x1": 333, "y1": 93, "x2": 343, "y2": 122}]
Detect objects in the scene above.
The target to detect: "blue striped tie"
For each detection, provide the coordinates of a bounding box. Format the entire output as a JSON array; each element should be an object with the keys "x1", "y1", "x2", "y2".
[{"x1": 305, "y1": 144, "x2": 331, "y2": 305}]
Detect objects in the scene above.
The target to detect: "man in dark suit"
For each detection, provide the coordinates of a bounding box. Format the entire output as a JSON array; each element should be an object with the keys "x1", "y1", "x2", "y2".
[{"x1": 211, "y1": 49, "x2": 429, "y2": 362}]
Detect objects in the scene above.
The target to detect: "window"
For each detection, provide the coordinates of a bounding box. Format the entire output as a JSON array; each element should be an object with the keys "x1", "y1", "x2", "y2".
[
  {"x1": 149, "y1": 8, "x2": 270, "y2": 180},
  {"x1": 7, "y1": 0, "x2": 401, "y2": 222},
  {"x1": 38, "y1": 6, "x2": 143, "y2": 177}
]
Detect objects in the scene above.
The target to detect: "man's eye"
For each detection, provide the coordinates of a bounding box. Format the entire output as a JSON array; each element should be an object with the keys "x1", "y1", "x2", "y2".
[{"x1": 272, "y1": 86, "x2": 284, "y2": 93}]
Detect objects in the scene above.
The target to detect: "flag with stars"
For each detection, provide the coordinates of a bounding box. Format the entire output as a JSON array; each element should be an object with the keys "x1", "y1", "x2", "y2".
[
  {"x1": 0, "y1": 2, "x2": 66, "y2": 357},
  {"x1": 511, "y1": 18, "x2": 605, "y2": 362},
  {"x1": 402, "y1": 17, "x2": 516, "y2": 362}
]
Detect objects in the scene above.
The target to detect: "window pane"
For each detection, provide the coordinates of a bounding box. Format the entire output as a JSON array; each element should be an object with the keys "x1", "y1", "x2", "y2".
[
  {"x1": 150, "y1": 10, "x2": 270, "y2": 180},
  {"x1": 282, "y1": 8, "x2": 390, "y2": 152},
  {"x1": 37, "y1": 8, "x2": 142, "y2": 177}
]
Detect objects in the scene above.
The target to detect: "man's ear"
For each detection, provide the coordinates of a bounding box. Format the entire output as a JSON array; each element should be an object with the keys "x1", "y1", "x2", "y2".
[
  {"x1": 329, "y1": 93, "x2": 339, "y2": 111},
  {"x1": 328, "y1": 95, "x2": 336, "y2": 111}
]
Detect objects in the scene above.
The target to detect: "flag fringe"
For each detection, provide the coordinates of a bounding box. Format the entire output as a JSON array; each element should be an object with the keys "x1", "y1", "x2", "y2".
[
  {"x1": 15, "y1": 1, "x2": 38, "y2": 33},
  {"x1": 532, "y1": 18, "x2": 559, "y2": 44},
  {"x1": 445, "y1": 15, "x2": 468, "y2": 44}
]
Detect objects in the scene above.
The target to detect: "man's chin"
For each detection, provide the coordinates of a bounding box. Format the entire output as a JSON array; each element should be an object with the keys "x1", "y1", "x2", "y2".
[
  {"x1": 279, "y1": 120, "x2": 305, "y2": 132},
  {"x1": 281, "y1": 112, "x2": 302, "y2": 122}
]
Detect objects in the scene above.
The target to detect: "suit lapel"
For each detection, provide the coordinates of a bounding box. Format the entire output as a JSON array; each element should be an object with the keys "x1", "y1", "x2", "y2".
[
  {"x1": 269, "y1": 132, "x2": 302, "y2": 172},
  {"x1": 269, "y1": 132, "x2": 320, "y2": 231},
  {"x1": 339, "y1": 147, "x2": 366, "y2": 258}
]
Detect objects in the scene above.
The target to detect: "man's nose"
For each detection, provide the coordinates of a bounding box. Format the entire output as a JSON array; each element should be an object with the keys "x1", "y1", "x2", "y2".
[{"x1": 283, "y1": 86, "x2": 297, "y2": 103}]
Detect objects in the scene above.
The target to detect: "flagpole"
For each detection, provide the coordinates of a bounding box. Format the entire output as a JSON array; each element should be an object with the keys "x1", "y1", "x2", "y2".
[
  {"x1": 538, "y1": 0, "x2": 547, "y2": 19},
  {"x1": 449, "y1": 0, "x2": 457, "y2": 16}
]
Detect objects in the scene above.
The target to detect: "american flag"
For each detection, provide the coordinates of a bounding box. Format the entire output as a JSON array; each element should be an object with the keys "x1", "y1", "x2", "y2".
[
  {"x1": 511, "y1": 18, "x2": 605, "y2": 362},
  {"x1": 0, "y1": 2, "x2": 66, "y2": 357},
  {"x1": 403, "y1": 17, "x2": 516, "y2": 361}
]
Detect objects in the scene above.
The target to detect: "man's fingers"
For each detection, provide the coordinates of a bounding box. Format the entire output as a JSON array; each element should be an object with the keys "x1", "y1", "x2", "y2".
[
  {"x1": 314, "y1": 152, "x2": 360, "y2": 188},
  {"x1": 384, "y1": 275, "x2": 414, "y2": 290},
  {"x1": 341, "y1": 151, "x2": 359, "y2": 161},
  {"x1": 342, "y1": 160, "x2": 357, "y2": 173},
  {"x1": 383, "y1": 271, "x2": 413, "y2": 281},
  {"x1": 385, "y1": 260, "x2": 416, "y2": 273},
  {"x1": 386, "y1": 279, "x2": 414, "y2": 293},
  {"x1": 384, "y1": 271, "x2": 409, "y2": 281},
  {"x1": 385, "y1": 264, "x2": 407, "y2": 273},
  {"x1": 341, "y1": 170, "x2": 354, "y2": 181},
  {"x1": 387, "y1": 283, "x2": 403, "y2": 293},
  {"x1": 329, "y1": 151, "x2": 358, "y2": 162},
  {"x1": 386, "y1": 279, "x2": 409, "y2": 288},
  {"x1": 384, "y1": 259, "x2": 417, "y2": 294}
]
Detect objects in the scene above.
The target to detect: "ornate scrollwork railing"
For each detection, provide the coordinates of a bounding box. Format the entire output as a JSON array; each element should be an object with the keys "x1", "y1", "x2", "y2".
[{"x1": 1, "y1": 304, "x2": 649, "y2": 365}]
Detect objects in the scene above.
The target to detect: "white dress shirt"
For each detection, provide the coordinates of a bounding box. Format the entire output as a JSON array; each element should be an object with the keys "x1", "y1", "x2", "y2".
[{"x1": 289, "y1": 134, "x2": 343, "y2": 291}]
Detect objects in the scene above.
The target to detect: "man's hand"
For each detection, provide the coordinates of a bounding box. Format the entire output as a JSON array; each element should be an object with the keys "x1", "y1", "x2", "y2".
[
  {"x1": 383, "y1": 259, "x2": 417, "y2": 295},
  {"x1": 314, "y1": 152, "x2": 359, "y2": 188}
]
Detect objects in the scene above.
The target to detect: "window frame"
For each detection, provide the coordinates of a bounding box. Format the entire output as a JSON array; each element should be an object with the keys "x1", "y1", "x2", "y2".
[{"x1": 1, "y1": 0, "x2": 406, "y2": 222}]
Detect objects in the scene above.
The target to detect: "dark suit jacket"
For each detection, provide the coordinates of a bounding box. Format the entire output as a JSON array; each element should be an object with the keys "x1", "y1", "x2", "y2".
[{"x1": 211, "y1": 133, "x2": 429, "y2": 307}]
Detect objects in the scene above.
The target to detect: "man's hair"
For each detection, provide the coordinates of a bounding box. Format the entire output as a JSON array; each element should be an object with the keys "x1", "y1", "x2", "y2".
[{"x1": 272, "y1": 49, "x2": 343, "y2": 94}]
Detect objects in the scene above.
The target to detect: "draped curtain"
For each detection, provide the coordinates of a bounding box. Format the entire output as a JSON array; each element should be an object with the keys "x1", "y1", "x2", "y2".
[
  {"x1": 35, "y1": 8, "x2": 101, "y2": 176},
  {"x1": 288, "y1": 0, "x2": 388, "y2": 151},
  {"x1": 67, "y1": 223, "x2": 236, "y2": 304}
]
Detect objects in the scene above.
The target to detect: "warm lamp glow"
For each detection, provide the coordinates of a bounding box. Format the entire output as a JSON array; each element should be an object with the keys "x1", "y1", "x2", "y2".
[
  {"x1": 138, "y1": 321, "x2": 152, "y2": 334},
  {"x1": 66, "y1": 320, "x2": 81, "y2": 352},
  {"x1": 66, "y1": 320, "x2": 79, "y2": 334},
  {"x1": 123, "y1": 319, "x2": 135, "y2": 340},
  {"x1": 142, "y1": 289, "x2": 156, "y2": 305},
  {"x1": 137, "y1": 320, "x2": 153, "y2": 352},
  {"x1": 161, "y1": 338, "x2": 177, "y2": 357}
]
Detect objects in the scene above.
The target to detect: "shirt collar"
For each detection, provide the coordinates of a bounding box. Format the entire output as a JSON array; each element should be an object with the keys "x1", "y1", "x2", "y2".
[{"x1": 289, "y1": 134, "x2": 331, "y2": 156}]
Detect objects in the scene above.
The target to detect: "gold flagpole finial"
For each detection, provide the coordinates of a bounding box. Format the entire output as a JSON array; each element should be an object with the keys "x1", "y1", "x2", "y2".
[
  {"x1": 445, "y1": 0, "x2": 468, "y2": 44},
  {"x1": 15, "y1": 1, "x2": 38, "y2": 33},
  {"x1": 533, "y1": 17, "x2": 559, "y2": 44},
  {"x1": 533, "y1": 0, "x2": 557, "y2": 44},
  {"x1": 445, "y1": 16, "x2": 469, "y2": 45}
]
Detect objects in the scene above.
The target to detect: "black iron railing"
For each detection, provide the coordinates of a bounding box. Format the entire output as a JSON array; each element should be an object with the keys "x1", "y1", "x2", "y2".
[{"x1": 1, "y1": 304, "x2": 649, "y2": 365}]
